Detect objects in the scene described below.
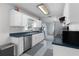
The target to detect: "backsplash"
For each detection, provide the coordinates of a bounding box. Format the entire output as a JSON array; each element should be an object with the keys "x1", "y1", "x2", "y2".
[{"x1": 9, "y1": 26, "x2": 24, "y2": 33}]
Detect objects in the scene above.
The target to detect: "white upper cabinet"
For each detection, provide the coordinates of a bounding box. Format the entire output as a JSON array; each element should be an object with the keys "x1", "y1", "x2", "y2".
[
  {"x1": 37, "y1": 20, "x2": 42, "y2": 27},
  {"x1": 10, "y1": 9, "x2": 30, "y2": 26},
  {"x1": 10, "y1": 10, "x2": 23, "y2": 26},
  {"x1": 10, "y1": 9, "x2": 41, "y2": 27},
  {"x1": 32, "y1": 20, "x2": 42, "y2": 27},
  {"x1": 22, "y1": 14, "x2": 29, "y2": 26}
]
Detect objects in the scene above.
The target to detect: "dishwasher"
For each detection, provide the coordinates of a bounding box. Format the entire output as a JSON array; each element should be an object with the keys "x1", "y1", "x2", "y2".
[{"x1": 23, "y1": 36, "x2": 32, "y2": 52}]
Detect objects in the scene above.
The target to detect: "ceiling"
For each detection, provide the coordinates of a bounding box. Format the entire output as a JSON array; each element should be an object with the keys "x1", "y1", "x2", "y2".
[{"x1": 13, "y1": 3, "x2": 65, "y2": 18}]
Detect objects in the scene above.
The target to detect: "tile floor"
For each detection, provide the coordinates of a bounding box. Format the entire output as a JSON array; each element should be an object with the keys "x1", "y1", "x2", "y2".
[{"x1": 21, "y1": 40, "x2": 53, "y2": 56}]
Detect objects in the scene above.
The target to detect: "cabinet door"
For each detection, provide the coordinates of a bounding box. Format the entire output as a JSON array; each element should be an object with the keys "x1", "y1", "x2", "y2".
[
  {"x1": 36, "y1": 20, "x2": 42, "y2": 27},
  {"x1": 10, "y1": 10, "x2": 23, "y2": 26},
  {"x1": 32, "y1": 33, "x2": 44, "y2": 47},
  {"x1": 10, "y1": 37, "x2": 24, "y2": 56},
  {"x1": 10, "y1": 10, "x2": 15, "y2": 26},
  {"x1": 18, "y1": 37, "x2": 24, "y2": 56},
  {"x1": 38, "y1": 33, "x2": 44, "y2": 42},
  {"x1": 22, "y1": 14, "x2": 29, "y2": 26},
  {"x1": 32, "y1": 20, "x2": 42, "y2": 27},
  {"x1": 32, "y1": 34, "x2": 38, "y2": 47}
]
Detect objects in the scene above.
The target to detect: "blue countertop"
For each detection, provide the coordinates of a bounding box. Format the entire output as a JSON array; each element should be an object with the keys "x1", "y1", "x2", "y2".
[
  {"x1": 52, "y1": 38, "x2": 79, "y2": 49},
  {"x1": 10, "y1": 31, "x2": 42, "y2": 37}
]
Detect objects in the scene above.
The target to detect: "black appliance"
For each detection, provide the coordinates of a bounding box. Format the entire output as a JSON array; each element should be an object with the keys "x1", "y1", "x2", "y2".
[
  {"x1": 59, "y1": 16, "x2": 65, "y2": 23},
  {"x1": 0, "y1": 43, "x2": 16, "y2": 56},
  {"x1": 63, "y1": 31, "x2": 79, "y2": 46}
]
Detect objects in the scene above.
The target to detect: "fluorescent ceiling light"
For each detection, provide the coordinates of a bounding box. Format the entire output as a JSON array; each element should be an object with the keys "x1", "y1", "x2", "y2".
[{"x1": 37, "y1": 4, "x2": 49, "y2": 15}]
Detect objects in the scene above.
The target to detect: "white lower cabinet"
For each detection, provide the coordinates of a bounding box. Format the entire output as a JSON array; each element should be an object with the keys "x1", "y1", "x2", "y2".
[
  {"x1": 32, "y1": 33, "x2": 44, "y2": 47},
  {"x1": 53, "y1": 44, "x2": 79, "y2": 56},
  {"x1": 10, "y1": 37, "x2": 24, "y2": 56}
]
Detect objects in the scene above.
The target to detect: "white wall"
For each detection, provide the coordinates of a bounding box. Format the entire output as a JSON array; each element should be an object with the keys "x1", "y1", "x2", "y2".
[
  {"x1": 44, "y1": 3, "x2": 79, "y2": 35},
  {"x1": 41, "y1": 4, "x2": 65, "y2": 35},
  {"x1": 0, "y1": 4, "x2": 14, "y2": 45},
  {"x1": 69, "y1": 3, "x2": 79, "y2": 24},
  {"x1": 46, "y1": 22, "x2": 54, "y2": 35},
  {"x1": 42, "y1": 17, "x2": 62, "y2": 35}
]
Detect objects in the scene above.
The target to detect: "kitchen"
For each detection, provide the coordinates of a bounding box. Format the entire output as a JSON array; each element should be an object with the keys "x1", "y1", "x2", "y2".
[
  {"x1": 0, "y1": 3, "x2": 79, "y2": 56},
  {"x1": 9, "y1": 6, "x2": 45, "y2": 56}
]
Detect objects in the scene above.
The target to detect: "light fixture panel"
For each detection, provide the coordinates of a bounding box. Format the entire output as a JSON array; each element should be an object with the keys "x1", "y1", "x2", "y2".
[{"x1": 37, "y1": 4, "x2": 49, "y2": 15}]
